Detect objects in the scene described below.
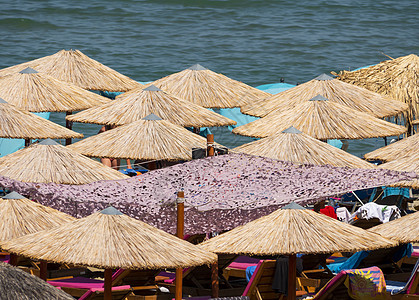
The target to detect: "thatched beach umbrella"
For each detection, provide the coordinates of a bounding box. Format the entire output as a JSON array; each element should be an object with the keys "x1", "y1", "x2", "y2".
[
  {"x1": 368, "y1": 211, "x2": 419, "y2": 244},
  {"x1": 378, "y1": 152, "x2": 419, "y2": 189},
  {"x1": 0, "y1": 67, "x2": 110, "y2": 112},
  {"x1": 0, "y1": 139, "x2": 128, "y2": 185},
  {"x1": 199, "y1": 202, "x2": 397, "y2": 300},
  {"x1": 364, "y1": 133, "x2": 419, "y2": 162},
  {"x1": 66, "y1": 85, "x2": 236, "y2": 127},
  {"x1": 232, "y1": 95, "x2": 407, "y2": 139},
  {"x1": 240, "y1": 73, "x2": 408, "y2": 118},
  {"x1": 0, "y1": 98, "x2": 83, "y2": 141},
  {"x1": 136, "y1": 64, "x2": 270, "y2": 108},
  {"x1": 233, "y1": 126, "x2": 375, "y2": 169},
  {"x1": 68, "y1": 114, "x2": 216, "y2": 161},
  {"x1": 0, "y1": 50, "x2": 142, "y2": 92},
  {"x1": 0, "y1": 207, "x2": 217, "y2": 299},
  {"x1": 337, "y1": 54, "x2": 419, "y2": 125},
  {"x1": 0, "y1": 262, "x2": 74, "y2": 300}
]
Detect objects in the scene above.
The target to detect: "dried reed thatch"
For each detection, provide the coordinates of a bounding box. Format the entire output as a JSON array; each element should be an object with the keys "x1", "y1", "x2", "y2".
[
  {"x1": 368, "y1": 211, "x2": 419, "y2": 244},
  {"x1": 0, "y1": 139, "x2": 128, "y2": 184},
  {"x1": 232, "y1": 126, "x2": 375, "y2": 169},
  {"x1": 413, "y1": 119, "x2": 419, "y2": 125},
  {"x1": 336, "y1": 54, "x2": 419, "y2": 122},
  {"x1": 0, "y1": 67, "x2": 110, "y2": 112},
  {"x1": 0, "y1": 262, "x2": 75, "y2": 300},
  {"x1": 240, "y1": 74, "x2": 408, "y2": 118},
  {"x1": 137, "y1": 64, "x2": 270, "y2": 108},
  {"x1": 66, "y1": 85, "x2": 236, "y2": 127},
  {"x1": 378, "y1": 152, "x2": 419, "y2": 189},
  {"x1": 232, "y1": 95, "x2": 407, "y2": 139},
  {"x1": 0, "y1": 98, "x2": 83, "y2": 139},
  {"x1": 0, "y1": 49, "x2": 142, "y2": 92},
  {"x1": 199, "y1": 202, "x2": 397, "y2": 256},
  {"x1": 68, "y1": 114, "x2": 215, "y2": 161},
  {"x1": 0, "y1": 207, "x2": 217, "y2": 270},
  {"x1": 0, "y1": 192, "x2": 75, "y2": 242},
  {"x1": 364, "y1": 133, "x2": 419, "y2": 162}
]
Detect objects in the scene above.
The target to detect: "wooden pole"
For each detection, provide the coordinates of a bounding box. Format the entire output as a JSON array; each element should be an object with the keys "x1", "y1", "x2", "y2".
[
  {"x1": 24, "y1": 139, "x2": 30, "y2": 147},
  {"x1": 288, "y1": 254, "x2": 297, "y2": 300},
  {"x1": 40, "y1": 261, "x2": 48, "y2": 281},
  {"x1": 211, "y1": 261, "x2": 219, "y2": 298},
  {"x1": 207, "y1": 134, "x2": 214, "y2": 157},
  {"x1": 65, "y1": 111, "x2": 73, "y2": 146},
  {"x1": 104, "y1": 268, "x2": 112, "y2": 300},
  {"x1": 9, "y1": 253, "x2": 18, "y2": 266},
  {"x1": 175, "y1": 191, "x2": 185, "y2": 300}
]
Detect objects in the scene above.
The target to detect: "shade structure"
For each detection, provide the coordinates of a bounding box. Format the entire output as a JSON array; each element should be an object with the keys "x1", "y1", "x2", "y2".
[
  {"x1": 66, "y1": 85, "x2": 237, "y2": 127},
  {"x1": 337, "y1": 54, "x2": 419, "y2": 122},
  {"x1": 368, "y1": 211, "x2": 419, "y2": 244},
  {"x1": 0, "y1": 139, "x2": 129, "y2": 185},
  {"x1": 0, "y1": 49, "x2": 142, "y2": 92},
  {"x1": 232, "y1": 95, "x2": 407, "y2": 139},
  {"x1": 0, "y1": 191, "x2": 75, "y2": 242},
  {"x1": 135, "y1": 64, "x2": 270, "y2": 108},
  {"x1": 413, "y1": 119, "x2": 419, "y2": 125},
  {"x1": 199, "y1": 203, "x2": 397, "y2": 255},
  {"x1": 0, "y1": 67, "x2": 110, "y2": 112},
  {"x1": 0, "y1": 262, "x2": 74, "y2": 300},
  {"x1": 364, "y1": 132, "x2": 419, "y2": 162},
  {"x1": 0, "y1": 98, "x2": 83, "y2": 139},
  {"x1": 232, "y1": 126, "x2": 375, "y2": 169},
  {"x1": 0, "y1": 206, "x2": 217, "y2": 270},
  {"x1": 240, "y1": 73, "x2": 408, "y2": 118},
  {"x1": 67, "y1": 114, "x2": 215, "y2": 161},
  {"x1": 0, "y1": 153, "x2": 415, "y2": 235},
  {"x1": 378, "y1": 152, "x2": 419, "y2": 189}
]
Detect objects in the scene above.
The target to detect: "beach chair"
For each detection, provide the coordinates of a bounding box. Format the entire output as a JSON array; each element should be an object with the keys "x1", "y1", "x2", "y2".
[
  {"x1": 384, "y1": 258, "x2": 419, "y2": 299},
  {"x1": 78, "y1": 285, "x2": 132, "y2": 300},
  {"x1": 223, "y1": 256, "x2": 261, "y2": 280}
]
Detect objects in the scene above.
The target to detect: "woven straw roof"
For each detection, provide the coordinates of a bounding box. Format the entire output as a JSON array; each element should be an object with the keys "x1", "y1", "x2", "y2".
[
  {"x1": 337, "y1": 54, "x2": 419, "y2": 121},
  {"x1": 0, "y1": 192, "x2": 75, "y2": 242},
  {"x1": 0, "y1": 262, "x2": 75, "y2": 300},
  {"x1": 0, "y1": 207, "x2": 217, "y2": 270},
  {"x1": 364, "y1": 133, "x2": 419, "y2": 162},
  {"x1": 232, "y1": 127, "x2": 375, "y2": 169},
  {"x1": 241, "y1": 74, "x2": 407, "y2": 118},
  {"x1": 413, "y1": 119, "x2": 419, "y2": 125},
  {"x1": 0, "y1": 67, "x2": 110, "y2": 112},
  {"x1": 68, "y1": 114, "x2": 213, "y2": 161},
  {"x1": 0, "y1": 49, "x2": 142, "y2": 92},
  {"x1": 0, "y1": 98, "x2": 83, "y2": 139},
  {"x1": 138, "y1": 64, "x2": 270, "y2": 108},
  {"x1": 368, "y1": 211, "x2": 419, "y2": 243},
  {"x1": 66, "y1": 85, "x2": 236, "y2": 127},
  {"x1": 0, "y1": 139, "x2": 128, "y2": 184},
  {"x1": 378, "y1": 152, "x2": 419, "y2": 189},
  {"x1": 232, "y1": 95, "x2": 407, "y2": 139},
  {"x1": 199, "y1": 203, "x2": 397, "y2": 255}
]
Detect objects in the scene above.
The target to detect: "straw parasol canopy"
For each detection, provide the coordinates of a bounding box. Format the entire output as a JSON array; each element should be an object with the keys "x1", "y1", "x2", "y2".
[
  {"x1": 368, "y1": 211, "x2": 419, "y2": 244},
  {"x1": 232, "y1": 95, "x2": 407, "y2": 139},
  {"x1": 66, "y1": 85, "x2": 237, "y2": 127},
  {"x1": 0, "y1": 192, "x2": 75, "y2": 242},
  {"x1": 68, "y1": 114, "x2": 216, "y2": 161},
  {"x1": 378, "y1": 152, "x2": 419, "y2": 189},
  {"x1": 0, "y1": 98, "x2": 83, "y2": 140},
  {"x1": 337, "y1": 54, "x2": 419, "y2": 122},
  {"x1": 134, "y1": 64, "x2": 270, "y2": 108},
  {"x1": 0, "y1": 262, "x2": 75, "y2": 300},
  {"x1": 0, "y1": 67, "x2": 110, "y2": 112},
  {"x1": 413, "y1": 119, "x2": 419, "y2": 125},
  {"x1": 0, "y1": 49, "x2": 142, "y2": 92},
  {"x1": 364, "y1": 133, "x2": 419, "y2": 162},
  {"x1": 199, "y1": 202, "x2": 397, "y2": 256},
  {"x1": 0, "y1": 139, "x2": 128, "y2": 185},
  {"x1": 0, "y1": 206, "x2": 217, "y2": 270},
  {"x1": 240, "y1": 73, "x2": 408, "y2": 118},
  {"x1": 232, "y1": 126, "x2": 375, "y2": 169}
]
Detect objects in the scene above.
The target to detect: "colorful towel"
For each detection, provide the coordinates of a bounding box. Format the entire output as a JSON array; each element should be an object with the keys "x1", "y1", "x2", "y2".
[{"x1": 344, "y1": 267, "x2": 387, "y2": 300}]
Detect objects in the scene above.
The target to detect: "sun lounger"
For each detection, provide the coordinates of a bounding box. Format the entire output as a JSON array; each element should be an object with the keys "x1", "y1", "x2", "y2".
[
  {"x1": 78, "y1": 285, "x2": 132, "y2": 300},
  {"x1": 384, "y1": 258, "x2": 419, "y2": 298}
]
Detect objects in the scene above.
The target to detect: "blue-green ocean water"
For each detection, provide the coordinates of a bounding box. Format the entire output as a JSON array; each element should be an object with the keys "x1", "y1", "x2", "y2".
[{"x1": 0, "y1": 0, "x2": 418, "y2": 157}]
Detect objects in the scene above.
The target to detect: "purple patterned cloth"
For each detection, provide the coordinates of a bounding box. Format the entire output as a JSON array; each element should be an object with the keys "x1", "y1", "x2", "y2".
[{"x1": 0, "y1": 153, "x2": 415, "y2": 234}]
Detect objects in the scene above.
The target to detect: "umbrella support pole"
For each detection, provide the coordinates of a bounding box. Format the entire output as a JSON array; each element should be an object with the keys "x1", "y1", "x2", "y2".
[
  {"x1": 207, "y1": 134, "x2": 214, "y2": 157},
  {"x1": 40, "y1": 261, "x2": 48, "y2": 281},
  {"x1": 175, "y1": 191, "x2": 184, "y2": 300},
  {"x1": 24, "y1": 139, "x2": 30, "y2": 147},
  {"x1": 211, "y1": 261, "x2": 219, "y2": 298},
  {"x1": 104, "y1": 268, "x2": 112, "y2": 300},
  {"x1": 288, "y1": 254, "x2": 296, "y2": 300},
  {"x1": 65, "y1": 112, "x2": 73, "y2": 146},
  {"x1": 9, "y1": 253, "x2": 18, "y2": 266}
]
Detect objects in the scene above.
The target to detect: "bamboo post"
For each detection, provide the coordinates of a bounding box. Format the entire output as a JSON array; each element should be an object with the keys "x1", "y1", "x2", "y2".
[
  {"x1": 288, "y1": 254, "x2": 297, "y2": 300},
  {"x1": 40, "y1": 261, "x2": 48, "y2": 281},
  {"x1": 104, "y1": 268, "x2": 113, "y2": 300},
  {"x1": 207, "y1": 134, "x2": 214, "y2": 157},
  {"x1": 65, "y1": 112, "x2": 73, "y2": 146},
  {"x1": 175, "y1": 191, "x2": 185, "y2": 300}
]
